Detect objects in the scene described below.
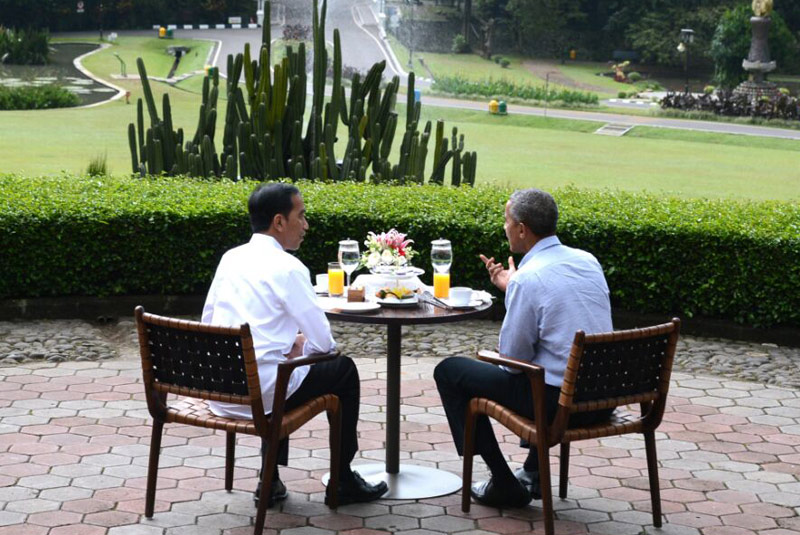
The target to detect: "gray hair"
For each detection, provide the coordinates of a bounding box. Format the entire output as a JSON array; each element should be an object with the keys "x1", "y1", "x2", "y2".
[{"x1": 508, "y1": 188, "x2": 558, "y2": 237}]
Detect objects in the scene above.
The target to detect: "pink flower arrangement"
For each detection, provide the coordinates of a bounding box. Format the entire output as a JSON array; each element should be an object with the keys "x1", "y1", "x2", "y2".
[{"x1": 361, "y1": 229, "x2": 417, "y2": 269}]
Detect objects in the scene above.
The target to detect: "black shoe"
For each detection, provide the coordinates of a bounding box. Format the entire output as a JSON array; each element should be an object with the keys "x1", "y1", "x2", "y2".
[
  {"x1": 470, "y1": 476, "x2": 532, "y2": 508},
  {"x1": 326, "y1": 471, "x2": 389, "y2": 506},
  {"x1": 254, "y1": 473, "x2": 288, "y2": 508},
  {"x1": 513, "y1": 467, "x2": 542, "y2": 500}
]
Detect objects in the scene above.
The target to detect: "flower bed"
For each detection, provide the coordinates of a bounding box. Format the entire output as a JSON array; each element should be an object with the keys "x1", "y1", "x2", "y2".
[{"x1": 1, "y1": 174, "x2": 799, "y2": 328}]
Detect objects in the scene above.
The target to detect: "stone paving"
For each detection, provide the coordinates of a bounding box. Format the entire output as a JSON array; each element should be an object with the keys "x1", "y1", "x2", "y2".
[{"x1": 0, "y1": 318, "x2": 799, "y2": 534}]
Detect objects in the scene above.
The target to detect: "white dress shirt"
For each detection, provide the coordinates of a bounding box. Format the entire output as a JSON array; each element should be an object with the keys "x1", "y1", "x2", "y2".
[{"x1": 202, "y1": 233, "x2": 336, "y2": 418}]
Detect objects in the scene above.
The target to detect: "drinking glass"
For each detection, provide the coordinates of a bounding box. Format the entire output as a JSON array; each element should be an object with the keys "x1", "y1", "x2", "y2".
[
  {"x1": 431, "y1": 239, "x2": 452, "y2": 299},
  {"x1": 338, "y1": 239, "x2": 360, "y2": 288},
  {"x1": 328, "y1": 262, "x2": 345, "y2": 297}
]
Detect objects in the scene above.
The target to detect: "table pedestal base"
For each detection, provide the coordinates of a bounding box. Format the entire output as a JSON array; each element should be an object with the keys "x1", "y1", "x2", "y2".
[{"x1": 324, "y1": 463, "x2": 462, "y2": 500}]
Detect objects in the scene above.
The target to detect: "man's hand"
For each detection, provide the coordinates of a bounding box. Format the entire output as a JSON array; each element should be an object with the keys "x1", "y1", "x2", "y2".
[
  {"x1": 479, "y1": 254, "x2": 516, "y2": 292},
  {"x1": 286, "y1": 334, "x2": 306, "y2": 359}
]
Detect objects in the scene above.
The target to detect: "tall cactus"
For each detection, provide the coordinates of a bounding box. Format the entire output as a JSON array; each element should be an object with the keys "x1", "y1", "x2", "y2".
[{"x1": 127, "y1": 0, "x2": 476, "y2": 185}]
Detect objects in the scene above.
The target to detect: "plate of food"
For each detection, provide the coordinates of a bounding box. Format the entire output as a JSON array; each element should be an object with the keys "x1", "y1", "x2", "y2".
[{"x1": 374, "y1": 286, "x2": 419, "y2": 308}]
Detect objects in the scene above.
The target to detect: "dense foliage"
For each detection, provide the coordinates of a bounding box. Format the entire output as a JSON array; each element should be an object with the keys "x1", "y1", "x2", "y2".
[
  {"x1": 2, "y1": 174, "x2": 799, "y2": 328},
  {"x1": 432, "y1": 75, "x2": 599, "y2": 105},
  {"x1": 442, "y1": 0, "x2": 800, "y2": 68},
  {"x1": 0, "y1": 26, "x2": 49, "y2": 64},
  {"x1": 0, "y1": 84, "x2": 80, "y2": 110},
  {"x1": 660, "y1": 90, "x2": 800, "y2": 120},
  {"x1": 710, "y1": 5, "x2": 798, "y2": 89},
  {"x1": 0, "y1": 0, "x2": 256, "y2": 32}
]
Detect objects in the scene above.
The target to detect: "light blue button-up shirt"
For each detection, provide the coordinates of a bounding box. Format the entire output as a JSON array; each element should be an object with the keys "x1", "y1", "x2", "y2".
[{"x1": 498, "y1": 235, "x2": 612, "y2": 387}]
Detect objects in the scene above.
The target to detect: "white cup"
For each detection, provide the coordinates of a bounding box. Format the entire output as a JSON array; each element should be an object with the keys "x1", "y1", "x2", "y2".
[
  {"x1": 449, "y1": 287, "x2": 472, "y2": 306},
  {"x1": 315, "y1": 273, "x2": 328, "y2": 289}
]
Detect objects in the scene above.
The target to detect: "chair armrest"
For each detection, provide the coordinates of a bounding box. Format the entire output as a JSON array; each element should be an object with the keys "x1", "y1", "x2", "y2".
[
  {"x1": 270, "y1": 350, "x2": 341, "y2": 431},
  {"x1": 277, "y1": 350, "x2": 341, "y2": 372},
  {"x1": 477, "y1": 350, "x2": 544, "y2": 378}
]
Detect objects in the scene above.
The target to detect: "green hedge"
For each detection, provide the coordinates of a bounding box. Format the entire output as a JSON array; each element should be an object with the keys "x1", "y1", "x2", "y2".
[
  {"x1": 432, "y1": 75, "x2": 600, "y2": 105},
  {"x1": 2, "y1": 174, "x2": 799, "y2": 328},
  {"x1": 0, "y1": 85, "x2": 80, "y2": 110}
]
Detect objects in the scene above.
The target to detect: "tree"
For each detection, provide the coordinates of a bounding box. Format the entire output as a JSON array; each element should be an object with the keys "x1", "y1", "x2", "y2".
[{"x1": 710, "y1": 4, "x2": 798, "y2": 89}]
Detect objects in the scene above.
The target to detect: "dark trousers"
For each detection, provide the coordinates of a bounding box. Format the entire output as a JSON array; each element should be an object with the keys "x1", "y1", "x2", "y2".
[
  {"x1": 263, "y1": 355, "x2": 360, "y2": 475},
  {"x1": 434, "y1": 356, "x2": 611, "y2": 471}
]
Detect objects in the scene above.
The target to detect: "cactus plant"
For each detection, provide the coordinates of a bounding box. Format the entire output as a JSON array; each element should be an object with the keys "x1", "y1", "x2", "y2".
[{"x1": 128, "y1": 0, "x2": 476, "y2": 186}]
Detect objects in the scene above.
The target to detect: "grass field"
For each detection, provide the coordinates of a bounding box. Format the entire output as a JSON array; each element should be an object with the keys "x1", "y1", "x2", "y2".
[{"x1": 2, "y1": 37, "x2": 799, "y2": 201}]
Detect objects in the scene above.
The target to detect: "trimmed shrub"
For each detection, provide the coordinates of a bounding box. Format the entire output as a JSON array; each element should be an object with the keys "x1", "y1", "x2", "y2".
[
  {"x1": 451, "y1": 34, "x2": 469, "y2": 54},
  {"x1": 2, "y1": 175, "x2": 799, "y2": 328},
  {"x1": 433, "y1": 76, "x2": 599, "y2": 105},
  {"x1": 499, "y1": 58, "x2": 510, "y2": 68},
  {"x1": 627, "y1": 71, "x2": 642, "y2": 83},
  {"x1": 0, "y1": 84, "x2": 80, "y2": 110}
]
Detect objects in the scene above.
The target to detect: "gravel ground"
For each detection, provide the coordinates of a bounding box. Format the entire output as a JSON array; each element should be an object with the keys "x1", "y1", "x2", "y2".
[{"x1": 1, "y1": 318, "x2": 799, "y2": 388}]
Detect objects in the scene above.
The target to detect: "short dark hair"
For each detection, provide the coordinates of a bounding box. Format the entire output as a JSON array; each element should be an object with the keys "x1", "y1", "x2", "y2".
[
  {"x1": 508, "y1": 188, "x2": 558, "y2": 237},
  {"x1": 248, "y1": 183, "x2": 301, "y2": 233}
]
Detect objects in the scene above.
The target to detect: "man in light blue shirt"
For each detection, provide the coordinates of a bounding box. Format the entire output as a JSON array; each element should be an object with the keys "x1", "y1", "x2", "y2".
[{"x1": 435, "y1": 188, "x2": 613, "y2": 509}]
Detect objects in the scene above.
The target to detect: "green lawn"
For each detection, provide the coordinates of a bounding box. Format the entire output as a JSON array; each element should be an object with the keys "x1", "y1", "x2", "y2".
[
  {"x1": 66, "y1": 36, "x2": 213, "y2": 79},
  {"x1": 410, "y1": 104, "x2": 800, "y2": 200},
  {"x1": 3, "y1": 37, "x2": 799, "y2": 201}
]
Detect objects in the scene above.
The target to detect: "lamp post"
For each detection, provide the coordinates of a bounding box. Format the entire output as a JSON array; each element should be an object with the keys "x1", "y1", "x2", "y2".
[{"x1": 678, "y1": 28, "x2": 694, "y2": 94}]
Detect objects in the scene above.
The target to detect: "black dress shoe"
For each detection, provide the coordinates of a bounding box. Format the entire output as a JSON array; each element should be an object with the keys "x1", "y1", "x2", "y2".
[
  {"x1": 513, "y1": 467, "x2": 542, "y2": 500},
  {"x1": 326, "y1": 471, "x2": 389, "y2": 506},
  {"x1": 254, "y1": 474, "x2": 288, "y2": 508},
  {"x1": 470, "y1": 477, "x2": 532, "y2": 508}
]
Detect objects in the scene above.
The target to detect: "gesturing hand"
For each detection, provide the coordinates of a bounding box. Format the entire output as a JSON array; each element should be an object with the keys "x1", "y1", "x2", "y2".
[{"x1": 479, "y1": 254, "x2": 516, "y2": 292}]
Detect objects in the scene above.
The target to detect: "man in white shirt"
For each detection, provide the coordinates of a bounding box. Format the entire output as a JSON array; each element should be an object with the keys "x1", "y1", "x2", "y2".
[{"x1": 203, "y1": 183, "x2": 388, "y2": 507}]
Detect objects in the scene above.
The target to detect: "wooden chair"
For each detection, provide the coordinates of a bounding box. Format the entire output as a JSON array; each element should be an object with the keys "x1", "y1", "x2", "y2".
[
  {"x1": 135, "y1": 306, "x2": 342, "y2": 535},
  {"x1": 462, "y1": 318, "x2": 681, "y2": 535}
]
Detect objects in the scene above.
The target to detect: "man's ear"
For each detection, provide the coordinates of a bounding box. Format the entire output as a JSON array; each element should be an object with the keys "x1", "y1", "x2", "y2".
[{"x1": 272, "y1": 213, "x2": 285, "y2": 232}]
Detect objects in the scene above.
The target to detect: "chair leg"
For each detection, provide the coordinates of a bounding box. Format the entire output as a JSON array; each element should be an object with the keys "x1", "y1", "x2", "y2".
[
  {"x1": 327, "y1": 401, "x2": 342, "y2": 509},
  {"x1": 539, "y1": 444, "x2": 554, "y2": 535},
  {"x1": 225, "y1": 431, "x2": 236, "y2": 491},
  {"x1": 559, "y1": 442, "x2": 570, "y2": 499},
  {"x1": 253, "y1": 439, "x2": 280, "y2": 535},
  {"x1": 461, "y1": 405, "x2": 476, "y2": 513},
  {"x1": 145, "y1": 419, "x2": 164, "y2": 518},
  {"x1": 644, "y1": 430, "x2": 662, "y2": 528}
]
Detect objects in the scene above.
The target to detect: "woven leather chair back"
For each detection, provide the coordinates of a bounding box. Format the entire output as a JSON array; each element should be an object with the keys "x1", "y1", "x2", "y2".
[
  {"x1": 136, "y1": 308, "x2": 262, "y2": 411},
  {"x1": 145, "y1": 323, "x2": 250, "y2": 397},
  {"x1": 573, "y1": 335, "x2": 670, "y2": 403},
  {"x1": 560, "y1": 320, "x2": 680, "y2": 416}
]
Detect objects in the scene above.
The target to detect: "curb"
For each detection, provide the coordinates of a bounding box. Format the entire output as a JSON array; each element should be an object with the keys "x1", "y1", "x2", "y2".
[{"x1": 152, "y1": 23, "x2": 261, "y2": 30}]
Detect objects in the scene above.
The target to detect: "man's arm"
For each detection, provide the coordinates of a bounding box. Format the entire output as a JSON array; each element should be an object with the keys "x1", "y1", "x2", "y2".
[
  {"x1": 282, "y1": 268, "x2": 336, "y2": 356},
  {"x1": 497, "y1": 279, "x2": 538, "y2": 369}
]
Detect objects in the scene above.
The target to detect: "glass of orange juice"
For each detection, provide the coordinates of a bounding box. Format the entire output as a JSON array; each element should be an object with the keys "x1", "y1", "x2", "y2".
[
  {"x1": 328, "y1": 262, "x2": 345, "y2": 297},
  {"x1": 431, "y1": 239, "x2": 452, "y2": 299}
]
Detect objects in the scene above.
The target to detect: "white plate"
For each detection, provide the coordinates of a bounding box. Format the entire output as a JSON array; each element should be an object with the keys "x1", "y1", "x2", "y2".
[
  {"x1": 335, "y1": 302, "x2": 381, "y2": 314},
  {"x1": 443, "y1": 299, "x2": 483, "y2": 310},
  {"x1": 376, "y1": 295, "x2": 419, "y2": 308}
]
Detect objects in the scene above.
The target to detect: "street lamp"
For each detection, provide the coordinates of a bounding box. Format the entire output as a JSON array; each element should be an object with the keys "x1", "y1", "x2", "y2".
[{"x1": 678, "y1": 28, "x2": 694, "y2": 94}]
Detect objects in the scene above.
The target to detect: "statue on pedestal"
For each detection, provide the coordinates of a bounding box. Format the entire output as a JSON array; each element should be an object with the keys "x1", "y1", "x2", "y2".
[{"x1": 734, "y1": 0, "x2": 779, "y2": 98}]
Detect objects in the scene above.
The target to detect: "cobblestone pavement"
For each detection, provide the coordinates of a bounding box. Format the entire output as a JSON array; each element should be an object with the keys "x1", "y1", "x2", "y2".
[{"x1": 0, "y1": 318, "x2": 799, "y2": 535}]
